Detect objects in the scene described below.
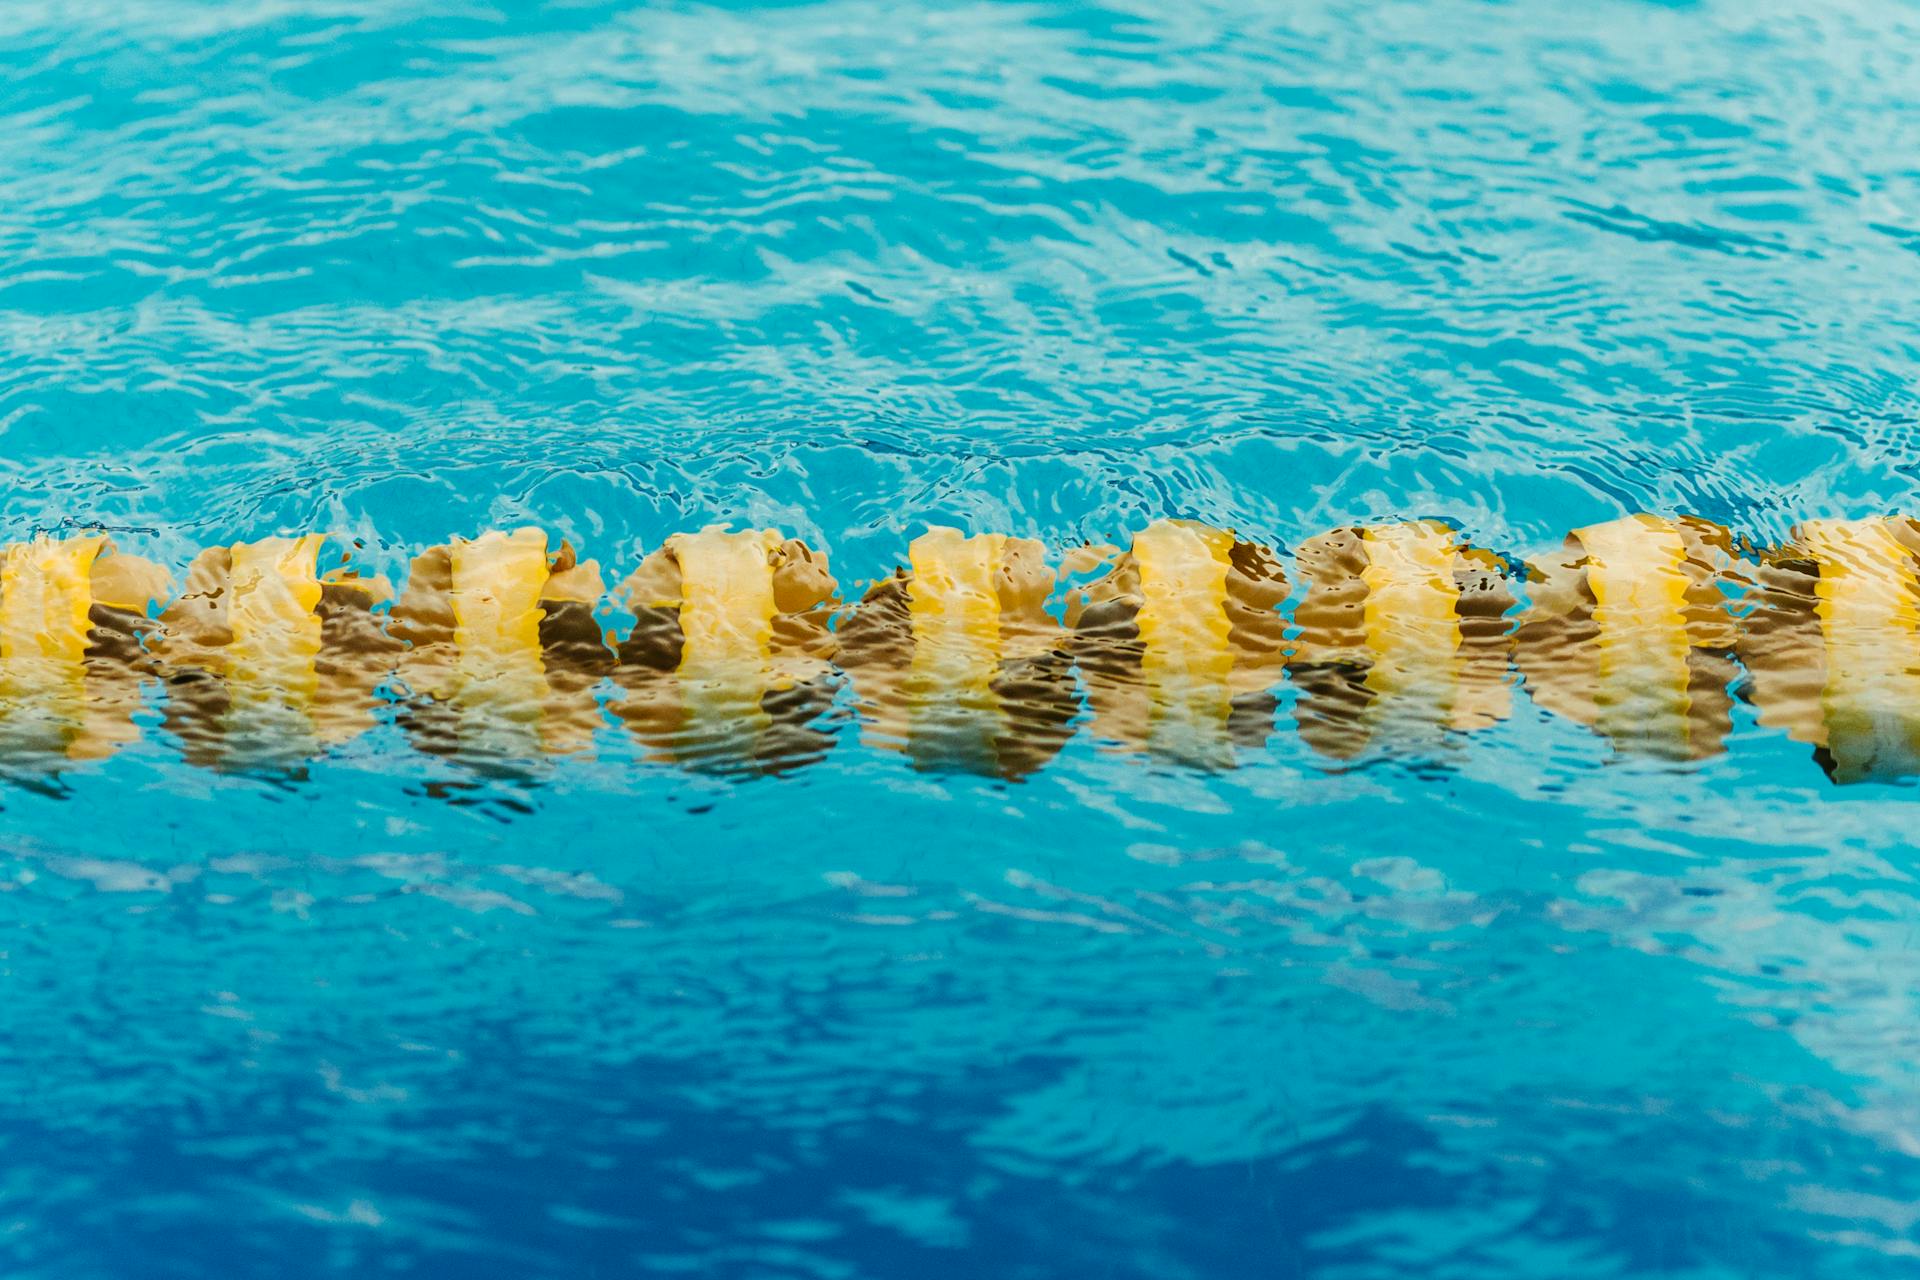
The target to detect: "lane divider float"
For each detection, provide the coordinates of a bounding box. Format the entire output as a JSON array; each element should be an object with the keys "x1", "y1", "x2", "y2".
[{"x1": 0, "y1": 515, "x2": 1913, "y2": 785}]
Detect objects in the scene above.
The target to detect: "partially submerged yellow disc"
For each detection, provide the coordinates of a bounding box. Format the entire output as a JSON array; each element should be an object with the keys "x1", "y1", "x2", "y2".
[
  {"x1": 1360, "y1": 521, "x2": 1462, "y2": 702},
  {"x1": 671, "y1": 528, "x2": 779, "y2": 672},
  {"x1": 450, "y1": 527, "x2": 549, "y2": 658},
  {"x1": 1575, "y1": 515, "x2": 1695, "y2": 747},
  {"x1": 908, "y1": 526, "x2": 1005, "y2": 670},
  {"x1": 0, "y1": 535, "x2": 108, "y2": 667},
  {"x1": 1797, "y1": 518, "x2": 1920, "y2": 777},
  {"x1": 1133, "y1": 519, "x2": 1234, "y2": 679},
  {"x1": 228, "y1": 535, "x2": 326, "y2": 654}
]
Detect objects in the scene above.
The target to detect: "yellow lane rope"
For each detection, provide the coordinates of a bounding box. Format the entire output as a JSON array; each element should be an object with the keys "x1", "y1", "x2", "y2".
[{"x1": 0, "y1": 517, "x2": 1911, "y2": 782}]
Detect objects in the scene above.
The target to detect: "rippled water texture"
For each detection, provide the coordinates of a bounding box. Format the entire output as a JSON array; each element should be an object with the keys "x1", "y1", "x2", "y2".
[{"x1": 6, "y1": 2, "x2": 1920, "y2": 1276}]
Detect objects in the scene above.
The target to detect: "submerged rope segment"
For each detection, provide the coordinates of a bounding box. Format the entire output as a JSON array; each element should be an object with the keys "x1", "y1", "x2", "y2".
[{"x1": 1, "y1": 515, "x2": 1917, "y2": 786}]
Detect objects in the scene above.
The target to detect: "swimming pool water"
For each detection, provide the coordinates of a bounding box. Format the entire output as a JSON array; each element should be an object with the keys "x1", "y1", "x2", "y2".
[{"x1": 4, "y1": 1, "x2": 1920, "y2": 1276}]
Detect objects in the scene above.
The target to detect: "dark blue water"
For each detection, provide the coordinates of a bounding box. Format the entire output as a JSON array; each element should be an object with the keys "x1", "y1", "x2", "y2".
[{"x1": 4, "y1": 1, "x2": 1920, "y2": 1276}]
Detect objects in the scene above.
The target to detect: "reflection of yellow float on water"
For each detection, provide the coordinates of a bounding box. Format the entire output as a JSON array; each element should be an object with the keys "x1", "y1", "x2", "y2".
[
  {"x1": 1067, "y1": 520, "x2": 1288, "y2": 767},
  {"x1": 0, "y1": 535, "x2": 169, "y2": 768},
  {"x1": 1740, "y1": 517, "x2": 1920, "y2": 784},
  {"x1": 838, "y1": 527, "x2": 1075, "y2": 779},
  {"x1": 1289, "y1": 521, "x2": 1513, "y2": 762},
  {"x1": 1515, "y1": 515, "x2": 1741, "y2": 761},
  {"x1": 389, "y1": 528, "x2": 607, "y2": 768},
  {"x1": 612, "y1": 528, "x2": 838, "y2": 776}
]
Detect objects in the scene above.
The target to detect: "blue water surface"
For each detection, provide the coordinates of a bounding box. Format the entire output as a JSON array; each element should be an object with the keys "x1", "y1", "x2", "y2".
[{"x1": 4, "y1": 1, "x2": 1920, "y2": 1276}]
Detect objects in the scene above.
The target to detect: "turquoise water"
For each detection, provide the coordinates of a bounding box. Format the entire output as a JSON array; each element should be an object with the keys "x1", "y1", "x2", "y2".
[{"x1": 6, "y1": 1, "x2": 1920, "y2": 1275}]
